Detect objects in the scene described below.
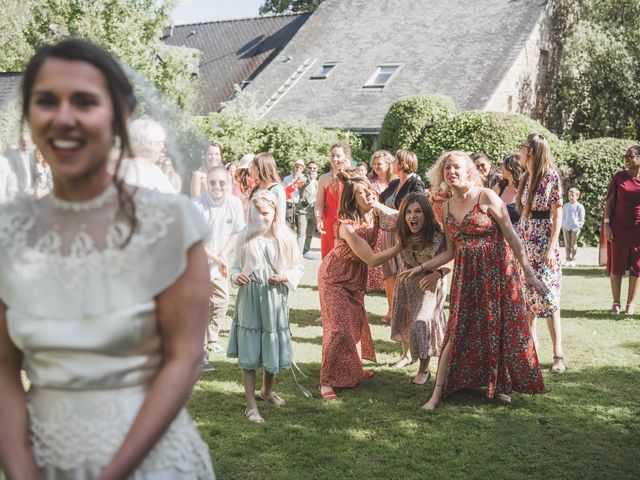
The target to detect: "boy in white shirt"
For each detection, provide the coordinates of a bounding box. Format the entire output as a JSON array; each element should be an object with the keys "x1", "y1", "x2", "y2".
[{"x1": 561, "y1": 187, "x2": 586, "y2": 266}]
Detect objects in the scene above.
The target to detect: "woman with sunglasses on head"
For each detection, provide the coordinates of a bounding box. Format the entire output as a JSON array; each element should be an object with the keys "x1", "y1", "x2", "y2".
[
  {"x1": 0, "y1": 39, "x2": 214, "y2": 479},
  {"x1": 601, "y1": 146, "x2": 640, "y2": 316},
  {"x1": 516, "y1": 132, "x2": 565, "y2": 374}
]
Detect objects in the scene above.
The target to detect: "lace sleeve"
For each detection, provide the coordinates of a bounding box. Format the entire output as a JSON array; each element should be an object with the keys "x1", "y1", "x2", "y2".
[{"x1": 376, "y1": 203, "x2": 398, "y2": 232}]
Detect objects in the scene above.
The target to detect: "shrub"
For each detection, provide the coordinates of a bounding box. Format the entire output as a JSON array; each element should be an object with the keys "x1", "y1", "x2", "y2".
[
  {"x1": 379, "y1": 95, "x2": 568, "y2": 177},
  {"x1": 559, "y1": 137, "x2": 637, "y2": 245},
  {"x1": 378, "y1": 95, "x2": 457, "y2": 152}
]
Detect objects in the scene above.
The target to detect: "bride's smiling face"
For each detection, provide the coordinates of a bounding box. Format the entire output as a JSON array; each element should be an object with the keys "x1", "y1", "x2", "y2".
[{"x1": 28, "y1": 58, "x2": 116, "y2": 182}]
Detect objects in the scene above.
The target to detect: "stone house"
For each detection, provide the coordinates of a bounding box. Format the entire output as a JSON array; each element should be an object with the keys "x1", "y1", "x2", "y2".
[{"x1": 241, "y1": 0, "x2": 553, "y2": 134}]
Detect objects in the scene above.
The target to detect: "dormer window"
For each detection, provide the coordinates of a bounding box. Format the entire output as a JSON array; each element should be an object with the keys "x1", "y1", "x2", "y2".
[
  {"x1": 311, "y1": 63, "x2": 336, "y2": 79},
  {"x1": 364, "y1": 65, "x2": 400, "y2": 88}
]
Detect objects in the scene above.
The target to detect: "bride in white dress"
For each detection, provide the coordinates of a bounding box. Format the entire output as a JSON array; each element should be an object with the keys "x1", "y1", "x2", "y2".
[{"x1": 0, "y1": 39, "x2": 214, "y2": 479}]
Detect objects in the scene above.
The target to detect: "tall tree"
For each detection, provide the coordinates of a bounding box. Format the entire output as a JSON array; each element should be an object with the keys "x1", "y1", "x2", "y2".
[
  {"x1": 553, "y1": 0, "x2": 640, "y2": 139},
  {"x1": 259, "y1": 0, "x2": 319, "y2": 15},
  {"x1": 0, "y1": 0, "x2": 197, "y2": 110},
  {"x1": 0, "y1": 0, "x2": 34, "y2": 71}
]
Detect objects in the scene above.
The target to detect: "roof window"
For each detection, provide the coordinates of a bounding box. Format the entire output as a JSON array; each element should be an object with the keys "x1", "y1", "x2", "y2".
[
  {"x1": 311, "y1": 63, "x2": 336, "y2": 79},
  {"x1": 364, "y1": 65, "x2": 400, "y2": 88}
]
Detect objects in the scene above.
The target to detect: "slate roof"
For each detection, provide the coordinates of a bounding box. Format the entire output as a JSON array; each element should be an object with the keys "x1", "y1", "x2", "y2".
[
  {"x1": 163, "y1": 13, "x2": 311, "y2": 115},
  {"x1": 0, "y1": 73, "x2": 22, "y2": 111},
  {"x1": 243, "y1": 0, "x2": 549, "y2": 132}
]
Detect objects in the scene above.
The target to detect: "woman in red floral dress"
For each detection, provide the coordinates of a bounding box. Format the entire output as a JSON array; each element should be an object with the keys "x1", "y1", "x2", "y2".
[
  {"x1": 318, "y1": 172, "x2": 401, "y2": 400},
  {"x1": 400, "y1": 151, "x2": 547, "y2": 410}
]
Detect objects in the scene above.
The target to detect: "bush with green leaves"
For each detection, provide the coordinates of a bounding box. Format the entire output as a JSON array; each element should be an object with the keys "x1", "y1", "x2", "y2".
[
  {"x1": 378, "y1": 94, "x2": 566, "y2": 176},
  {"x1": 558, "y1": 138, "x2": 636, "y2": 245}
]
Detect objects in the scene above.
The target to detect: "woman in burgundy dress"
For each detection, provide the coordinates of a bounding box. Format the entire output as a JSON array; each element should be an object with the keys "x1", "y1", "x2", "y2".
[
  {"x1": 318, "y1": 172, "x2": 401, "y2": 400},
  {"x1": 400, "y1": 151, "x2": 547, "y2": 410},
  {"x1": 601, "y1": 145, "x2": 640, "y2": 315}
]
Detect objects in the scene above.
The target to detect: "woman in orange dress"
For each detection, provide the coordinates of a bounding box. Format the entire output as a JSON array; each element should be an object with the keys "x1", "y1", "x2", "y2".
[
  {"x1": 315, "y1": 141, "x2": 350, "y2": 258},
  {"x1": 318, "y1": 172, "x2": 402, "y2": 400}
]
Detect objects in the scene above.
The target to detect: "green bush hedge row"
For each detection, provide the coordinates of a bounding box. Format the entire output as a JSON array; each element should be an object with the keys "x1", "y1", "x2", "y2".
[
  {"x1": 378, "y1": 95, "x2": 635, "y2": 245},
  {"x1": 196, "y1": 113, "x2": 368, "y2": 176}
]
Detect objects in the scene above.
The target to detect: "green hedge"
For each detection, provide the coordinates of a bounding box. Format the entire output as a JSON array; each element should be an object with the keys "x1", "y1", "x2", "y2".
[
  {"x1": 378, "y1": 95, "x2": 565, "y2": 175},
  {"x1": 559, "y1": 138, "x2": 636, "y2": 245},
  {"x1": 378, "y1": 94, "x2": 637, "y2": 245},
  {"x1": 196, "y1": 113, "x2": 368, "y2": 175}
]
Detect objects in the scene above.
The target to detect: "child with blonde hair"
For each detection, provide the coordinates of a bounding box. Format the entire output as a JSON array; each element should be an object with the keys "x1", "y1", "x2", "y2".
[
  {"x1": 227, "y1": 190, "x2": 304, "y2": 423},
  {"x1": 562, "y1": 187, "x2": 585, "y2": 266}
]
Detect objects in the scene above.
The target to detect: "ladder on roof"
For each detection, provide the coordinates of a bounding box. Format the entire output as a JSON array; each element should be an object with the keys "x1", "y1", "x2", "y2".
[{"x1": 259, "y1": 58, "x2": 316, "y2": 118}]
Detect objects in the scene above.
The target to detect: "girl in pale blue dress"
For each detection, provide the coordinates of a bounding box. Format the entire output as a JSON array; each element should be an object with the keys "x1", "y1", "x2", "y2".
[{"x1": 227, "y1": 189, "x2": 303, "y2": 423}]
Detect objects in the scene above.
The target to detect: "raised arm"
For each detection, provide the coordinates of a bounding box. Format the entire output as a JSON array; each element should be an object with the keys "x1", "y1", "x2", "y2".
[
  {"x1": 372, "y1": 200, "x2": 398, "y2": 231},
  {"x1": 339, "y1": 223, "x2": 402, "y2": 267},
  {"x1": 0, "y1": 301, "x2": 40, "y2": 479},
  {"x1": 99, "y1": 243, "x2": 209, "y2": 480}
]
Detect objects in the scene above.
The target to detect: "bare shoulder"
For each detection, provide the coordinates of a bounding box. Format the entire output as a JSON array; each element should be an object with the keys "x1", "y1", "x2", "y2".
[{"x1": 480, "y1": 187, "x2": 501, "y2": 205}]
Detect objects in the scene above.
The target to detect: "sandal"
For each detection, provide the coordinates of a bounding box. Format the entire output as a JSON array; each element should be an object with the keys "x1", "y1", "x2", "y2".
[
  {"x1": 412, "y1": 371, "x2": 431, "y2": 385},
  {"x1": 244, "y1": 407, "x2": 265, "y2": 424},
  {"x1": 550, "y1": 356, "x2": 566, "y2": 374},
  {"x1": 421, "y1": 382, "x2": 445, "y2": 411},
  {"x1": 394, "y1": 357, "x2": 412, "y2": 368},
  {"x1": 257, "y1": 391, "x2": 286, "y2": 407},
  {"x1": 496, "y1": 393, "x2": 512, "y2": 405},
  {"x1": 611, "y1": 302, "x2": 621, "y2": 314},
  {"x1": 625, "y1": 303, "x2": 636, "y2": 315},
  {"x1": 318, "y1": 386, "x2": 338, "y2": 400},
  {"x1": 381, "y1": 314, "x2": 391, "y2": 324}
]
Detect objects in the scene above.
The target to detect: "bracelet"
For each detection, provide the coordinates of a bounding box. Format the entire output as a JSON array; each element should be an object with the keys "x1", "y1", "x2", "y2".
[
  {"x1": 437, "y1": 268, "x2": 446, "y2": 278},
  {"x1": 420, "y1": 264, "x2": 425, "y2": 273}
]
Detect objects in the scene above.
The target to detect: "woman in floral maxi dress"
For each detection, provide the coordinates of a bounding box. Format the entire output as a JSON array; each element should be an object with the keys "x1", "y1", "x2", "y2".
[
  {"x1": 400, "y1": 151, "x2": 546, "y2": 410},
  {"x1": 318, "y1": 172, "x2": 401, "y2": 400},
  {"x1": 516, "y1": 132, "x2": 565, "y2": 374}
]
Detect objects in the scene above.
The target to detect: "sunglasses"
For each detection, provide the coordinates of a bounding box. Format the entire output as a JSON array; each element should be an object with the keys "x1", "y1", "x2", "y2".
[
  {"x1": 520, "y1": 144, "x2": 532, "y2": 150},
  {"x1": 208, "y1": 180, "x2": 226, "y2": 187}
]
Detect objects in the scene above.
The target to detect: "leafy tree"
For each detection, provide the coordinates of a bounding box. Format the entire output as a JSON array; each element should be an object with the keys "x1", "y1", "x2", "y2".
[
  {"x1": 259, "y1": 0, "x2": 319, "y2": 15},
  {"x1": 1, "y1": 0, "x2": 197, "y2": 110},
  {"x1": 0, "y1": 0, "x2": 34, "y2": 71},
  {"x1": 553, "y1": 0, "x2": 640, "y2": 139}
]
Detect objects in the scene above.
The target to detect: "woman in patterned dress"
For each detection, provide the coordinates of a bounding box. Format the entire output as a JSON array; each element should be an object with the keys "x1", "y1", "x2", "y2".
[
  {"x1": 392, "y1": 193, "x2": 453, "y2": 385},
  {"x1": 400, "y1": 151, "x2": 547, "y2": 410},
  {"x1": 366, "y1": 150, "x2": 395, "y2": 294},
  {"x1": 516, "y1": 133, "x2": 565, "y2": 374},
  {"x1": 318, "y1": 171, "x2": 401, "y2": 400}
]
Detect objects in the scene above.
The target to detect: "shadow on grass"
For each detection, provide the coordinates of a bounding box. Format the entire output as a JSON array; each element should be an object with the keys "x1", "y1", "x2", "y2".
[
  {"x1": 298, "y1": 284, "x2": 319, "y2": 292},
  {"x1": 190, "y1": 362, "x2": 640, "y2": 480},
  {"x1": 289, "y1": 308, "x2": 321, "y2": 327},
  {"x1": 561, "y1": 267, "x2": 605, "y2": 278},
  {"x1": 562, "y1": 308, "x2": 632, "y2": 321}
]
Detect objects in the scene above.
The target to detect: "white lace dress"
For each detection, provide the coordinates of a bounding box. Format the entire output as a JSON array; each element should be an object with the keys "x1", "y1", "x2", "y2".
[{"x1": 0, "y1": 186, "x2": 215, "y2": 479}]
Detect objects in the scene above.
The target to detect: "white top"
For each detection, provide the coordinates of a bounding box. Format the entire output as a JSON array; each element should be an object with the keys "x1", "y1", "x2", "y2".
[
  {"x1": 122, "y1": 158, "x2": 177, "y2": 194},
  {"x1": 192, "y1": 192, "x2": 245, "y2": 280},
  {"x1": 0, "y1": 187, "x2": 214, "y2": 477},
  {"x1": 0, "y1": 155, "x2": 18, "y2": 203}
]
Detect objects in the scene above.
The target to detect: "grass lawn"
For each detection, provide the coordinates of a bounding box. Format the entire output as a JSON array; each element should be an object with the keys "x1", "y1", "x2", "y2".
[{"x1": 189, "y1": 265, "x2": 640, "y2": 480}]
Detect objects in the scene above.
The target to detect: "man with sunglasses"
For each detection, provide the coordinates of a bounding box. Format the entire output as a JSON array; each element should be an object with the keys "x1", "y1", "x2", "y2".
[{"x1": 193, "y1": 166, "x2": 245, "y2": 370}]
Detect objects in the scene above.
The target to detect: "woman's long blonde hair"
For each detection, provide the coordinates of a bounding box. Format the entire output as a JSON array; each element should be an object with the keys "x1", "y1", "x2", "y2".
[
  {"x1": 516, "y1": 132, "x2": 559, "y2": 217},
  {"x1": 242, "y1": 190, "x2": 298, "y2": 270},
  {"x1": 429, "y1": 151, "x2": 482, "y2": 189}
]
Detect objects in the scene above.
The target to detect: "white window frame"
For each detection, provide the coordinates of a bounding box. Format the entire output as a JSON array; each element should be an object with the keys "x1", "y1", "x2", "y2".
[{"x1": 363, "y1": 64, "x2": 401, "y2": 89}]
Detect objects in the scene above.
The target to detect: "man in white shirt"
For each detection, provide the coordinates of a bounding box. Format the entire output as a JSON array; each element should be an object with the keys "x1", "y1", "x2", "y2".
[
  {"x1": 193, "y1": 166, "x2": 245, "y2": 366},
  {"x1": 0, "y1": 155, "x2": 18, "y2": 203},
  {"x1": 122, "y1": 118, "x2": 176, "y2": 194}
]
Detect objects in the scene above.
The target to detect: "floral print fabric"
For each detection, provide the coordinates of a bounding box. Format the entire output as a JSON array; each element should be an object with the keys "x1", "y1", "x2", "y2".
[
  {"x1": 517, "y1": 170, "x2": 563, "y2": 317},
  {"x1": 443, "y1": 202, "x2": 545, "y2": 399}
]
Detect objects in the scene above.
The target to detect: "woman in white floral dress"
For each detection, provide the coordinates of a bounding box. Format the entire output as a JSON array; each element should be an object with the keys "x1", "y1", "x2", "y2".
[
  {"x1": 516, "y1": 132, "x2": 565, "y2": 375},
  {"x1": 0, "y1": 39, "x2": 214, "y2": 479}
]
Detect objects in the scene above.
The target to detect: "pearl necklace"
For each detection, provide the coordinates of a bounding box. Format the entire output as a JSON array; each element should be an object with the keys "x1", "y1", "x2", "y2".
[{"x1": 50, "y1": 184, "x2": 118, "y2": 212}]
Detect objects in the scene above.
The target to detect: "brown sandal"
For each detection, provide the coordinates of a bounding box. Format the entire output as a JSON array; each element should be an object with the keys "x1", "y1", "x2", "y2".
[{"x1": 257, "y1": 391, "x2": 286, "y2": 407}]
